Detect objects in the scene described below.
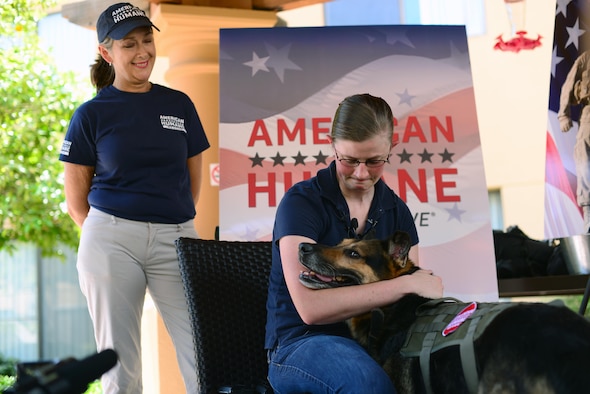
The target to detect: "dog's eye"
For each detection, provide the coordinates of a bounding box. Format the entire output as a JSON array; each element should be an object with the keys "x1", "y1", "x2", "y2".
[{"x1": 345, "y1": 249, "x2": 361, "y2": 259}]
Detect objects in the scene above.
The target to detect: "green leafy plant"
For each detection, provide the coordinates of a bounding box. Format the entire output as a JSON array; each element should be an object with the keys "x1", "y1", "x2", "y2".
[
  {"x1": 84, "y1": 380, "x2": 103, "y2": 393},
  {"x1": 0, "y1": 0, "x2": 87, "y2": 256},
  {"x1": 0, "y1": 353, "x2": 17, "y2": 377},
  {"x1": 0, "y1": 375, "x2": 16, "y2": 392},
  {"x1": 0, "y1": 352, "x2": 17, "y2": 392}
]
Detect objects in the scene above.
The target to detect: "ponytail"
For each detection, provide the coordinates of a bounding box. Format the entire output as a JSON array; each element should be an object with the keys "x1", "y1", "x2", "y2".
[
  {"x1": 90, "y1": 54, "x2": 114, "y2": 92},
  {"x1": 90, "y1": 39, "x2": 115, "y2": 92}
]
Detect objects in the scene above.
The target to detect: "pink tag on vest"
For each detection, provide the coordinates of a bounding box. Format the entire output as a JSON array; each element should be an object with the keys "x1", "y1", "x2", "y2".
[{"x1": 442, "y1": 302, "x2": 478, "y2": 336}]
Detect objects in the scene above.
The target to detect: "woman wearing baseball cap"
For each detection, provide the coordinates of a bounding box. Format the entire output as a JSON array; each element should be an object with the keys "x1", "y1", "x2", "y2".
[{"x1": 59, "y1": 3, "x2": 209, "y2": 392}]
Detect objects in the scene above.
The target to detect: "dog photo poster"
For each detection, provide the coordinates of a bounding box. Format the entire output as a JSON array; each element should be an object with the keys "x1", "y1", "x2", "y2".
[{"x1": 219, "y1": 25, "x2": 498, "y2": 301}]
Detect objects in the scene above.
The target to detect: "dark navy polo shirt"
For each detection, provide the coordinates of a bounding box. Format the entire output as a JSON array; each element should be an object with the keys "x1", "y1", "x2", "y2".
[{"x1": 265, "y1": 161, "x2": 418, "y2": 350}]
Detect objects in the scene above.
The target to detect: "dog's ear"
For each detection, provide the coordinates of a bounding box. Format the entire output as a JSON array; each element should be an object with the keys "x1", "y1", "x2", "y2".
[{"x1": 387, "y1": 232, "x2": 410, "y2": 268}]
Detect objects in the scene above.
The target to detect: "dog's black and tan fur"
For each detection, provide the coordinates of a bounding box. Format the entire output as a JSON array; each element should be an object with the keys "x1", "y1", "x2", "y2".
[{"x1": 298, "y1": 231, "x2": 590, "y2": 394}]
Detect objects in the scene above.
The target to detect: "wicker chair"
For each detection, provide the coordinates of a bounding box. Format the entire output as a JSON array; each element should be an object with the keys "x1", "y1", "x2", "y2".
[{"x1": 175, "y1": 238, "x2": 273, "y2": 394}]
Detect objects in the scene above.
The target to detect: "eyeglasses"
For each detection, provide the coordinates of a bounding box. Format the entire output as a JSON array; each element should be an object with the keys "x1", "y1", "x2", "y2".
[{"x1": 334, "y1": 149, "x2": 390, "y2": 168}]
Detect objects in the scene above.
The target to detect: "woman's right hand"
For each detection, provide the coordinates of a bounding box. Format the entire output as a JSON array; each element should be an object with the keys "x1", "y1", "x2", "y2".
[{"x1": 409, "y1": 269, "x2": 444, "y2": 299}]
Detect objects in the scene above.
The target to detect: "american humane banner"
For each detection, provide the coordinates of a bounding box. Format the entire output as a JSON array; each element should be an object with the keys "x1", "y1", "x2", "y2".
[{"x1": 219, "y1": 25, "x2": 497, "y2": 301}]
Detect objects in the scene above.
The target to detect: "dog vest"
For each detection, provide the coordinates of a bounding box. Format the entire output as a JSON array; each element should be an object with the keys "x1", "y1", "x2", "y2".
[{"x1": 398, "y1": 298, "x2": 515, "y2": 394}]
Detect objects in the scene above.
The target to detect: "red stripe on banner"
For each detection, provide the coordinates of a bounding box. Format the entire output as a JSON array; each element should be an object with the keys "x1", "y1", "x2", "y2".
[{"x1": 545, "y1": 130, "x2": 579, "y2": 210}]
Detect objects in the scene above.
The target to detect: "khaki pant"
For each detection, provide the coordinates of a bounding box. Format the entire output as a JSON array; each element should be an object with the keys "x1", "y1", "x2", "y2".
[{"x1": 77, "y1": 207, "x2": 198, "y2": 393}]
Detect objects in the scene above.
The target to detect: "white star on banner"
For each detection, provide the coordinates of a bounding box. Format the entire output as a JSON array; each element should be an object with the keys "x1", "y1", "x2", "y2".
[
  {"x1": 243, "y1": 52, "x2": 269, "y2": 76},
  {"x1": 565, "y1": 18, "x2": 585, "y2": 50},
  {"x1": 397, "y1": 88, "x2": 416, "y2": 106},
  {"x1": 382, "y1": 29, "x2": 415, "y2": 48},
  {"x1": 445, "y1": 203, "x2": 467, "y2": 223},
  {"x1": 555, "y1": 0, "x2": 569, "y2": 18},
  {"x1": 551, "y1": 46, "x2": 564, "y2": 78},
  {"x1": 265, "y1": 43, "x2": 302, "y2": 83}
]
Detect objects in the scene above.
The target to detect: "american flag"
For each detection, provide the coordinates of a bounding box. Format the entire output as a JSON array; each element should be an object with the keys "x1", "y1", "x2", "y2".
[{"x1": 545, "y1": 0, "x2": 590, "y2": 238}]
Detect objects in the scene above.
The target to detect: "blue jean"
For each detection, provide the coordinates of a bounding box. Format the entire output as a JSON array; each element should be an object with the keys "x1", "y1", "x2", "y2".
[{"x1": 268, "y1": 334, "x2": 396, "y2": 394}]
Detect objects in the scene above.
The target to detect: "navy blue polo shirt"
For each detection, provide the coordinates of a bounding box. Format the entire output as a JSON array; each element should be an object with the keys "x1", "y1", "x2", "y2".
[
  {"x1": 59, "y1": 84, "x2": 210, "y2": 223},
  {"x1": 265, "y1": 161, "x2": 418, "y2": 350}
]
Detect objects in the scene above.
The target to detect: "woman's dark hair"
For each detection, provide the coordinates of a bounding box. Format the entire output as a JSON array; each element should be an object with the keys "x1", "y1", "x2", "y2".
[
  {"x1": 90, "y1": 37, "x2": 115, "y2": 92},
  {"x1": 331, "y1": 93, "x2": 394, "y2": 143}
]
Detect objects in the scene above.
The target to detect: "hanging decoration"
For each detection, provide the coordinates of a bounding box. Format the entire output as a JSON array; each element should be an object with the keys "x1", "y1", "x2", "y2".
[{"x1": 494, "y1": 0, "x2": 542, "y2": 52}]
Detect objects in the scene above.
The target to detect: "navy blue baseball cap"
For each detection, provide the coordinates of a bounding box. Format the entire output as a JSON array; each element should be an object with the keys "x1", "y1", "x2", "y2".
[{"x1": 96, "y1": 2, "x2": 160, "y2": 42}]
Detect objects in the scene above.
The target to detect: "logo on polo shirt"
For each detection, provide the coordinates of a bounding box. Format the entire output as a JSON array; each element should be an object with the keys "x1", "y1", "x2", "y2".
[
  {"x1": 60, "y1": 140, "x2": 72, "y2": 156},
  {"x1": 160, "y1": 115, "x2": 187, "y2": 133}
]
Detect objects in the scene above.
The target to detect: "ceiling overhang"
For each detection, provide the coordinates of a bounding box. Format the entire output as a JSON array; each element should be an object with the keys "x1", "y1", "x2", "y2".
[{"x1": 61, "y1": 0, "x2": 329, "y2": 29}]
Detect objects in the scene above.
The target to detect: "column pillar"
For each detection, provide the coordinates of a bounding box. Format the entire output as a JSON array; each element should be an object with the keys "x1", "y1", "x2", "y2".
[
  {"x1": 148, "y1": 5, "x2": 277, "y2": 393},
  {"x1": 151, "y1": 4, "x2": 277, "y2": 241}
]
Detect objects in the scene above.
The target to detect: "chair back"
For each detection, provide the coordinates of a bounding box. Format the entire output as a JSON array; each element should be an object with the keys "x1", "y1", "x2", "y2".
[{"x1": 175, "y1": 237, "x2": 273, "y2": 394}]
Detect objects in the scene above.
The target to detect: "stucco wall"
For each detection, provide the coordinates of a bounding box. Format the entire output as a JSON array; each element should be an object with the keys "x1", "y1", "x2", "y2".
[{"x1": 468, "y1": 0, "x2": 555, "y2": 239}]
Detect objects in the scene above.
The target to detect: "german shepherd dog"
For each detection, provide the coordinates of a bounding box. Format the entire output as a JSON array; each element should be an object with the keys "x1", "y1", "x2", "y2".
[{"x1": 298, "y1": 231, "x2": 590, "y2": 394}]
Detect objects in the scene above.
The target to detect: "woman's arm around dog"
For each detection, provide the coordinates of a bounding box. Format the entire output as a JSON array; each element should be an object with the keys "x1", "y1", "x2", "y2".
[{"x1": 280, "y1": 235, "x2": 444, "y2": 326}]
